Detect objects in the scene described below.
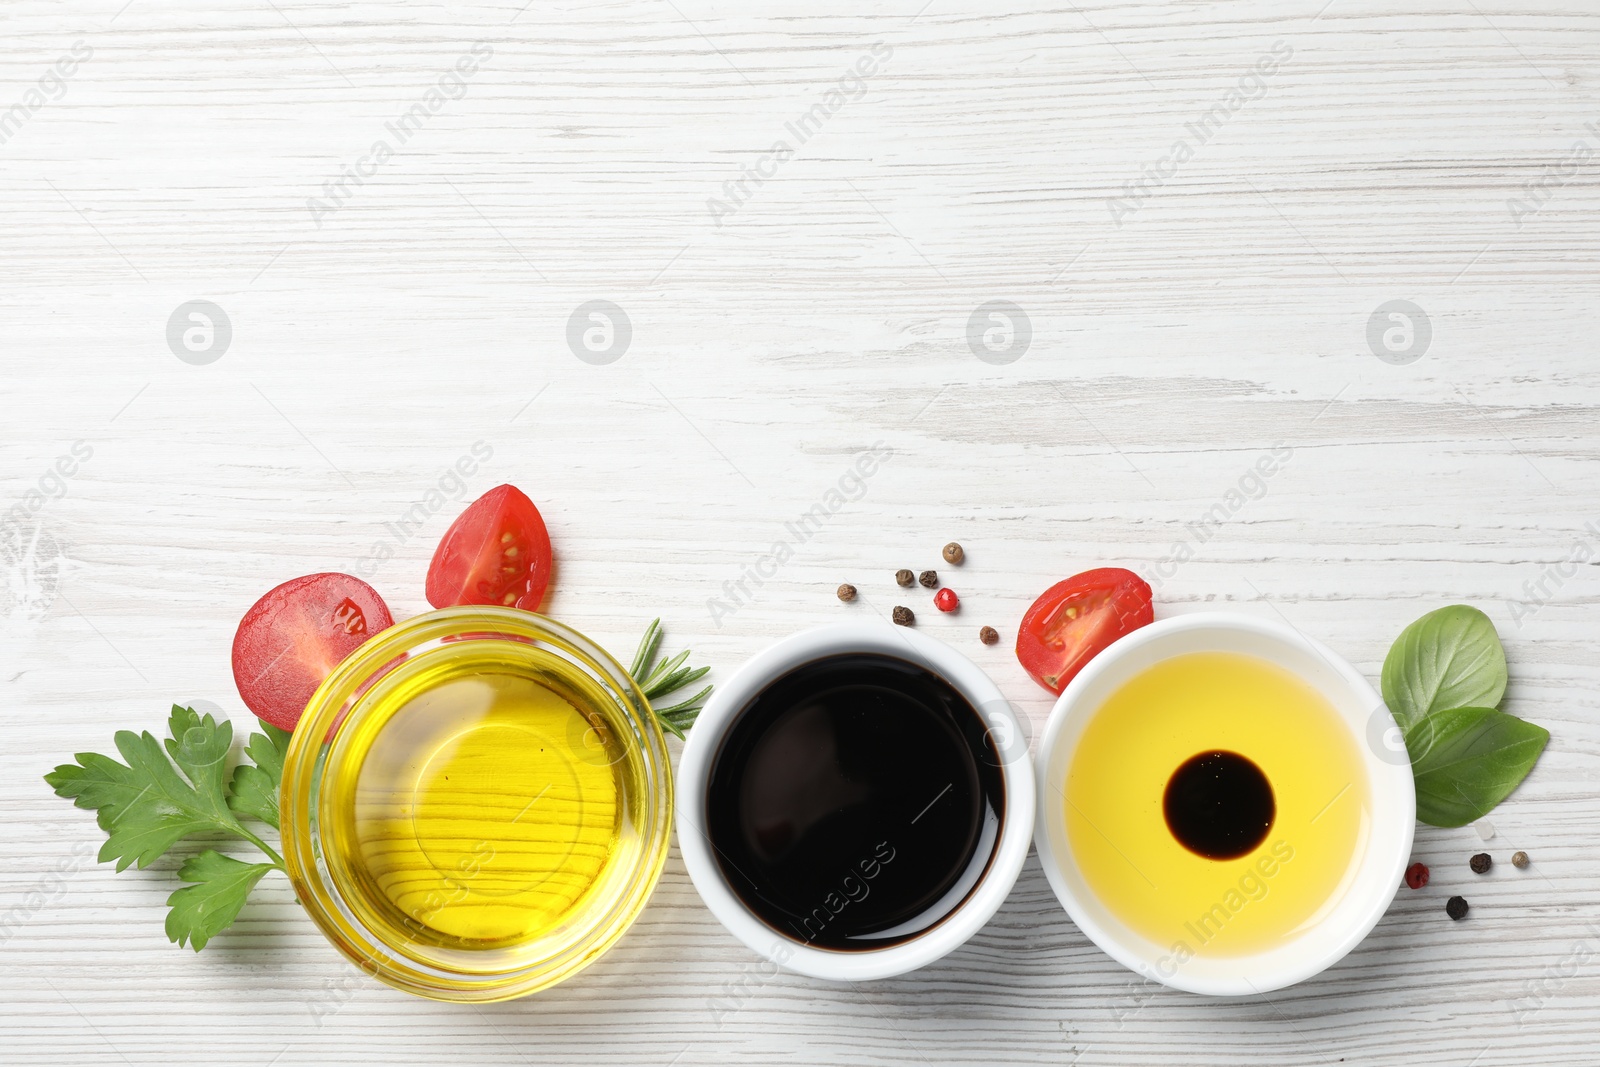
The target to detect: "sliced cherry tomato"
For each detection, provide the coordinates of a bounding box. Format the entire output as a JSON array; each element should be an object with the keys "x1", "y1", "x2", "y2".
[
  {"x1": 231, "y1": 573, "x2": 394, "y2": 732},
  {"x1": 425, "y1": 484, "x2": 553, "y2": 612},
  {"x1": 1015, "y1": 567, "x2": 1153, "y2": 694}
]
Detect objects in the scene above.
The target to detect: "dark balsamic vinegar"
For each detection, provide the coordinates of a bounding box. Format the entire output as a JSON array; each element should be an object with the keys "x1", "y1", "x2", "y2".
[
  {"x1": 705, "y1": 653, "x2": 1005, "y2": 950},
  {"x1": 1163, "y1": 749, "x2": 1275, "y2": 860}
]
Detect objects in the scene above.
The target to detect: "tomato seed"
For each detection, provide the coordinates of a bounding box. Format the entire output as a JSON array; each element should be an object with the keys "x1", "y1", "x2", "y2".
[{"x1": 331, "y1": 598, "x2": 368, "y2": 636}]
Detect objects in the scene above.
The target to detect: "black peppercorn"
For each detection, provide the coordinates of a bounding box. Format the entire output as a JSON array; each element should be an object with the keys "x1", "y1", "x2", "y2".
[
  {"x1": 895, "y1": 569, "x2": 914, "y2": 587},
  {"x1": 1470, "y1": 853, "x2": 1492, "y2": 874},
  {"x1": 1446, "y1": 895, "x2": 1469, "y2": 920},
  {"x1": 918, "y1": 570, "x2": 938, "y2": 588},
  {"x1": 892, "y1": 606, "x2": 914, "y2": 626}
]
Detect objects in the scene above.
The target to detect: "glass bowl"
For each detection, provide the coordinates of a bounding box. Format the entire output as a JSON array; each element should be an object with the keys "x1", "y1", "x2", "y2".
[{"x1": 280, "y1": 607, "x2": 672, "y2": 1002}]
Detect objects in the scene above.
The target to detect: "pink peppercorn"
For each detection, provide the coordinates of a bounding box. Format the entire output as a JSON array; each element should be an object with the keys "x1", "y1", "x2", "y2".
[{"x1": 1404, "y1": 862, "x2": 1429, "y2": 890}]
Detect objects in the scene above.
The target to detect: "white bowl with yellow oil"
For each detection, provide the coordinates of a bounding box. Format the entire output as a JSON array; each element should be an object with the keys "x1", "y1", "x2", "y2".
[
  {"x1": 280, "y1": 607, "x2": 672, "y2": 1002},
  {"x1": 1033, "y1": 613, "x2": 1414, "y2": 996}
]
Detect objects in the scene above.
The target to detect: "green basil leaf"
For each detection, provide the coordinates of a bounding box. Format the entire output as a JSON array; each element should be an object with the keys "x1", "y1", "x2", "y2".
[
  {"x1": 1382, "y1": 605, "x2": 1507, "y2": 729},
  {"x1": 1404, "y1": 705, "x2": 1549, "y2": 827}
]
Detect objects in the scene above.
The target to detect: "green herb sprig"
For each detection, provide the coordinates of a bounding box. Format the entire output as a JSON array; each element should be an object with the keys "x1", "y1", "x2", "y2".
[
  {"x1": 628, "y1": 617, "x2": 712, "y2": 739},
  {"x1": 43, "y1": 705, "x2": 290, "y2": 951},
  {"x1": 1382, "y1": 605, "x2": 1549, "y2": 827}
]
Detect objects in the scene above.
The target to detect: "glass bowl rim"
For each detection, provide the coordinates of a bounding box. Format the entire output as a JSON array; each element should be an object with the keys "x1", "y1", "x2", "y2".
[{"x1": 279, "y1": 606, "x2": 673, "y2": 1002}]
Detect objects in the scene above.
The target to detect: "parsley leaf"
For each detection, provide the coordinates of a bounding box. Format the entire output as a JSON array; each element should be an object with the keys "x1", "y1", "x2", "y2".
[
  {"x1": 45, "y1": 707, "x2": 252, "y2": 871},
  {"x1": 166, "y1": 850, "x2": 277, "y2": 951},
  {"x1": 45, "y1": 705, "x2": 288, "y2": 950},
  {"x1": 227, "y1": 723, "x2": 291, "y2": 830}
]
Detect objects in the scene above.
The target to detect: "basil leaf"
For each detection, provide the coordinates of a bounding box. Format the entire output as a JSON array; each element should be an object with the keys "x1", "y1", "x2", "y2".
[
  {"x1": 1404, "y1": 705, "x2": 1549, "y2": 827},
  {"x1": 1382, "y1": 605, "x2": 1507, "y2": 729}
]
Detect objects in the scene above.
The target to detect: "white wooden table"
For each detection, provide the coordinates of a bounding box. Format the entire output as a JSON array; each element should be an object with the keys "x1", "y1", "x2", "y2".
[{"x1": 3, "y1": 1, "x2": 1597, "y2": 1063}]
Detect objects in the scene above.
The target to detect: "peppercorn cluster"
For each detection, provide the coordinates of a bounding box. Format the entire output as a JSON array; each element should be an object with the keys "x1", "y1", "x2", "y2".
[{"x1": 834, "y1": 542, "x2": 998, "y2": 646}]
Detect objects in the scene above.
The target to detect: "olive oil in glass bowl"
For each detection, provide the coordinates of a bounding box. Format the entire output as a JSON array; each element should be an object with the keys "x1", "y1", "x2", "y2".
[{"x1": 280, "y1": 607, "x2": 672, "y2": 1002}]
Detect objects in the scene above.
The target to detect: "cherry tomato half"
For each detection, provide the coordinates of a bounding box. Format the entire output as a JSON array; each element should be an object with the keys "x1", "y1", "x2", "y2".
[
  {"x1": 425, "y1": 484, "x2": 554, "y2": 612},
  {"x1": 231, "y1": 572, "x2": 394, "y2": 732},
  {"x1": 1015, "y1": 567, "x2": 1153, "y2": 694}
]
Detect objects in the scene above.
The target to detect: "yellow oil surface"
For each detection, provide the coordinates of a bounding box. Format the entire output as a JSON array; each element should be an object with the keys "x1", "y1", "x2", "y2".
[
  {"x1": 323, "y1": 652, "x2": 623, "y2": 951},
  {"x1": 1064, "y1": 651, "x2": 1370, "y2": 956}
]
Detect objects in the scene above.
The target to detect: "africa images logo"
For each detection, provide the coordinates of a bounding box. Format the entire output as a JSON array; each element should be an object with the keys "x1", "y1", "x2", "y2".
[
  {"x1": 1105, "y1": 41, "x2": 1292, "y2": 227},
  {"x1": 0, "y1": 41, "x2": 91, "y2": 148},
  {"x1": 706, "y1": 42, "x2": 893, "y2": 226},
  {"x1": 307, "y1": 43, "x2": 495, "y2": 227}
]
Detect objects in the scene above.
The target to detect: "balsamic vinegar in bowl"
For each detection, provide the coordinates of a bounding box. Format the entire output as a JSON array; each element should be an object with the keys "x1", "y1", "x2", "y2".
[
  {"x1": 705, "y1": 653, "x2": 1005, "y2": 949},
  {"x1": 679, "y1": 622, "x2": 1036, "y2": 981}
]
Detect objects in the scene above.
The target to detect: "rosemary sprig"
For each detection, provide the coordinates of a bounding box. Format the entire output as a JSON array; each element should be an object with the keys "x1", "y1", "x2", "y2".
[{"x1": 628, "y1": 618, "x2": 712, "y2": 740}]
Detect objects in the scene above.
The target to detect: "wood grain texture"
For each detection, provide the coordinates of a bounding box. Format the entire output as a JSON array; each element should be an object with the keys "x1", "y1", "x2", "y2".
[{"x1": 3, "y1": 0, "x2": 1598, "y2": 1063}]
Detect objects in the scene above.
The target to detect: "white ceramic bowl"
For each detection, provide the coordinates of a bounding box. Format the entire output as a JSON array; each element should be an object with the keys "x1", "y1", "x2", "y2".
[
  {"x1": 1033, "y1": 612, "x2": 1414, "y2": 996},
  {"x1": 677, "y1": 622, "x2": 1035, "y2": 981}
]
